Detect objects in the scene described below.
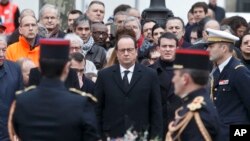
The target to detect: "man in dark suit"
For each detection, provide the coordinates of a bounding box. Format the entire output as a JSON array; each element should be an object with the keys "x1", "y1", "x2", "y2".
[
  {"x1": 166, "y1": 49, "x2": 224, "y2": 141},
  {"x1": 29, "y1": 66, "x2": 80, "y2": 89},
  {"x1": 207, "y1": 28, "x2": 250, "y2": 136},
  {"x1": 95, "y1": 29, "x2": 163, "y2": 140},
  {"x1": 9, "y1": 39, "x2": 98, "y2": 141},
  {"x1": 149, "y1": 32, "x2": 182, "y2": 138}
]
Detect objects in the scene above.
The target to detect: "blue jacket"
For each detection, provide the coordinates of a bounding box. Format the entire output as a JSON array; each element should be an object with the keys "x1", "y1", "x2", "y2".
[
  {"x1": 212, "y1": 57, "x2": 250, "y2": 125},
  {"x1": 0, "y1": 60, "x2": 23, "y2": 141}
]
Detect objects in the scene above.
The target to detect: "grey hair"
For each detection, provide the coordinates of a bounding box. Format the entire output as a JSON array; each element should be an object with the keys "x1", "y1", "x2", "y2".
[
  {"x1": 64, "y1": 33, "x2": 84, "y2": 48},
  {"x1": 123, "y1": 16, "x2": 141, "y2": 30},
  {"x1": 39, "y1": 4, "x2": 60, "y2": 19},
  {"x1": 0, "y1": 35, "x2": 7, "y2": 46}
]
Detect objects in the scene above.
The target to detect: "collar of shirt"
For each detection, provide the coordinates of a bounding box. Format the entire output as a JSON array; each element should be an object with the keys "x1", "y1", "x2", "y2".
[
  {"x1": 218, "y1": 56, "x2": 232, "y2": 72},
  {"x1": 120, "y1": 64, "x2": 135, "y2": 83}
]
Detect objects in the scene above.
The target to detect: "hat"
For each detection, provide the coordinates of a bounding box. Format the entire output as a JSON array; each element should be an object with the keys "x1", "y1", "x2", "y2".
[
  {"x1": 206, "y1": 28, "x2": 239, "y2": 44},
  {"x1": 173, "y1": 49, "x2": 210, "y2": 71},
  {"x1": 40, "y1": 38, "x2": 70, "y2": 60}
]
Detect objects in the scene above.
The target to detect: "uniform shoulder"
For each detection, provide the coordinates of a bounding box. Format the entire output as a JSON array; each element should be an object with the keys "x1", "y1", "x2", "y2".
[
  {"x1": 15, "y1": 85, "x2": 37, "y2": 95},
  {"x1": 187, "y1": 96, "x2": 205, "y2": 111},
  {"x1": 69, "y1": 88, "x2": 97, "y2": 103}
]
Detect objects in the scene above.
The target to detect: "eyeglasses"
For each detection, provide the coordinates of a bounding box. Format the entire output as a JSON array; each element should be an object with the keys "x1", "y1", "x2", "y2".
[
  {"x1": 117, "y1": 48, "x2": 135, "y2": 53},
  {"x1": 71, "y1": 68, "x2": 85, "y2": 73}
]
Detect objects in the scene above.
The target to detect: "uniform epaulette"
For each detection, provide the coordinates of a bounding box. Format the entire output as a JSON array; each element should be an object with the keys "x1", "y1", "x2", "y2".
[
  {"x1": 187, "y1": 96, "x2": 205, "y2": 111},
  {"x1": 235, "y1": 64, "x2": 245, "y2": 70},
  {"x1": 69, "y1": 88, "x2": 97, "y2": 103},
  {"x1": 15, "y1": 85, "x2": 36, "y2": 95}
]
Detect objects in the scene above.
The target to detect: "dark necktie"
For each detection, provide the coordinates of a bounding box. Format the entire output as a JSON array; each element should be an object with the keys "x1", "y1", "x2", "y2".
[
  {"x1": 123, "y1": 70, "x2": 130, "y2": 90},
  {"x1": 213, "y1": 67, "x2": 220, "y2": 83}
]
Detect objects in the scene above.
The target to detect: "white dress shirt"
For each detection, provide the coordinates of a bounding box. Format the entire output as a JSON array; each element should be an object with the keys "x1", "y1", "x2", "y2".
[
  {"x1": 218, "y1": 56, "x2": 232, "y2": 72},
  {"x1": 120, "y1": 64, "x2": 135, "y2": 83}
]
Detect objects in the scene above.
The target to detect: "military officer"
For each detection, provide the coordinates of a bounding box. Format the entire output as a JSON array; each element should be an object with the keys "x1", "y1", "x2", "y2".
[
  {"x1": 166, "y1": 49, "x2": 223, "y2": 141},
  {"x1": 8, "y1": 39, "x2": 99, "y2": 141},
  {"x1": 206, "y1": 28, "x2": 250, "y2": 136}
]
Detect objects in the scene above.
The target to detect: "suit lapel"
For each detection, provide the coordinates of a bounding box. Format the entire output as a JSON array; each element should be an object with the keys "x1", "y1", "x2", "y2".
[
  {"x1": 112, "y1": 64, "x2": 126, "y2": 93},
  {"x1": 127, "y1": 63, "x2": 142, "y2": 93}
]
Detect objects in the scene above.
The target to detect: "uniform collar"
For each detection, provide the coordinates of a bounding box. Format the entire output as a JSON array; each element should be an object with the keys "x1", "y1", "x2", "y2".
[
  {"x1": 218, "y1": 56, "x2": 232, "y2": 72},
  {"x1": 39, "y1": 77, "x2": 66, "y2": 89},
  {"x1": 182, "y1": 88, "x2": 207, "y2": 104}
]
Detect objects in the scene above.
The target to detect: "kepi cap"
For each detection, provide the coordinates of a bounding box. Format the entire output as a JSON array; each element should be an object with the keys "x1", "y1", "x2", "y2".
[
  {"x1": 173, "y1": 49, "x2": 210, "y2": 71},
  {"x1": 40, "y1": 38, "x2": 70, "y2": 60}
]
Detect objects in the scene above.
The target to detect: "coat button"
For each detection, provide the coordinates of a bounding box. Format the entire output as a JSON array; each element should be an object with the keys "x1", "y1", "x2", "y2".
[
  {"x1": 223, "y1": 88, "x2": 225, "y2": 91},
  {"x1": 214, "y1": 88, "x2": 217, "y2": 91},
  {"x1": 214, "y1": 97, "x2": 217, "y2": 100}
]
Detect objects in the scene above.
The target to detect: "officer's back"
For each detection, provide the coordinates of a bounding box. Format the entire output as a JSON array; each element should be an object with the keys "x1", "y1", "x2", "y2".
[{"x1": 10, "y1": 39, "x2": 99, "y2": 141}]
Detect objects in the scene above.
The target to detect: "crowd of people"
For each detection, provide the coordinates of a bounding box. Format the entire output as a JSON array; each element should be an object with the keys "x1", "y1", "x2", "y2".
[{"x1": 1, "y1": 0, "x2": 250, "y2": 141}]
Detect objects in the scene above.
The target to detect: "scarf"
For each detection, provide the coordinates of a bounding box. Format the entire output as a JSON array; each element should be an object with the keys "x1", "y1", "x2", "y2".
[{"x1": 82, "y1": 36, "x2": 94, "y2": 56}]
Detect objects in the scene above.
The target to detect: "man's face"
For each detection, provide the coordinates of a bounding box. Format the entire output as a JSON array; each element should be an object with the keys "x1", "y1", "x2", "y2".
[
  {"x1": 67, "y1": 13, "x2": 80, "y2": 29},
  {"x1": 114, "y1": 14, "x2": 127, "y2": 29},
  {"x1": 206, "y1": 42, "x2": 224, "y2": 62},
  {"x1": 40, "y1": 8, "x2": 59, "y2": 31},
  {"x1": 152, "y1": 27, "x2": 165, "y2": 45},
  {"x1": 240, "y1": 35, "x2": 250, "y2": 55},
  {"x1": 86, "y1": 3, "x2": 105, "y2": 22},
  {"x1": 19, "y1": 16, "x2": 38, "y2": 40},
  {"x1": 0, "y1": 40, "x2": 7, "y2": 66},
  {"x1": 71, "y1": 59, "x2": 85, "y2": 78},
  {"x1": 124, "y1": 20, "x2": 141, "y2": 40},
  {"x1": 190, "y1": 31, "x2": 198, "y2": 44},
  {"x1": 116, "y1": 37, "x2": 137, "y2": 68},
  {"x1": 92, "y1": 24, "x2": 108, "y2": 46},
  {"x1": 74, "y1": 21, "x2": 91, "y2": 43},
  {"x1": 165, "y1": 19, "x2": 184, "y2": 40},
  {"x1": 172, "y1": 70, "x2": 186, "y2": 96},
  {"x1": 143, "y1": 22, "x2": 155, "y2": 42},
  {"x1": 69, "y1": 40, "x2": 82, "y2": 54},
  {"x1": 159, "y1": 38, "x2": 177, "y2": 62},
  {"x1": 193, "y1": 7, "x2": 206, "y2": 23}
]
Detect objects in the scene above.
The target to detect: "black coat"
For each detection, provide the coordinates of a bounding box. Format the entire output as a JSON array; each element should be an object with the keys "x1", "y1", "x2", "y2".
[
  {"x1": 149, "y1": 60, "x2": 182, "y2": 135},
  {"x1": 13, "y1": 77, "x2": 99, "y2": 141},
  {"x1": 81, "y1": 75, "x2": 95, "y2": 94},
  {"x1": 212, "y1": 57, "x2": 250, "y2": 126},
  {"x1": 95, "y1": 63, "x2": 163, "y2": 139},
  {"x1": 29, "y1": 67, "x2": 80, "y2": 89},
  {"x1": 167, "y1": 88, "x2": 225, "y2": 141}
]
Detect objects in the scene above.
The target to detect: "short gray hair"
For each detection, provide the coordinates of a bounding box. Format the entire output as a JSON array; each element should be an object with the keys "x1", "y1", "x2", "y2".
[
  {"x1": 123, "y1": 16, "x2": 141, "y2": 30},
  {"x1": 64, "y1": 33, "x2": 84, "y2": 48},
  {"x1": 39, "y1": 4, "x2": 60, "y2": 19}
]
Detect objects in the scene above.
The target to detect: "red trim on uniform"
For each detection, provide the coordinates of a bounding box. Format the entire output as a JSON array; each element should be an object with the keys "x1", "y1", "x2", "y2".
[
  {"x1": 176, "y1": 49, "x2": 209, "y2": 56},
  {"x1": 39, "y1": 39, "x2": 70, "y2": 46}
]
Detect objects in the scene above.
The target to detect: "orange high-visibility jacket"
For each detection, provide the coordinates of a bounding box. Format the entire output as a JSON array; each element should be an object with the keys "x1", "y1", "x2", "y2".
[{"x1": 6, "y1": 36, "x2": 40, "y2": 66}]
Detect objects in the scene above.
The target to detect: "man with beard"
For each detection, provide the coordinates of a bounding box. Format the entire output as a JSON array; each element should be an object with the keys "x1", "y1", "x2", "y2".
[{"x1": 207, "y1": 28, "x2": 250, "y2": 139}]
